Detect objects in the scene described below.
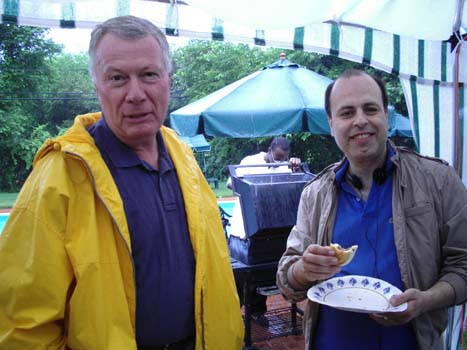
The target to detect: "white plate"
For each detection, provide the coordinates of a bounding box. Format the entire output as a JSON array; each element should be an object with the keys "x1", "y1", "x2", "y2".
[{"x1": 307, "y1": 275, "x2": 407, "y2": 313}]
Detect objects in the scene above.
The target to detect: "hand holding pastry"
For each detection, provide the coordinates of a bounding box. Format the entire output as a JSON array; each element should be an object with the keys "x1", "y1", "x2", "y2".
[{"x1": 329, "y1": 243, "x2": 358, "y2": 266}]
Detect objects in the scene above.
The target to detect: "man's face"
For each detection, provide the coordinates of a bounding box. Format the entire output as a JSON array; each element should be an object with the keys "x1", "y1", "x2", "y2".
[
  {"x1": 269, "y1": 147, "x2": 289, "y2": 163},
  {"x1": 93, "y1": 33, "x2": 170, "y2": 148},
  {"x1": 327, "y1": 74, "x2": 388, "y2": 166}
]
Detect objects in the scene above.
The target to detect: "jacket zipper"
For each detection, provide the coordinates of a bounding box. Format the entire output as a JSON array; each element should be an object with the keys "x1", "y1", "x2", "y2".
[
  {"x1": 64, "y1": 151, "x2": 137, "y2": 324},
  {"x1": 200, "y1": 289, "x2": 205, "y2": 350}
]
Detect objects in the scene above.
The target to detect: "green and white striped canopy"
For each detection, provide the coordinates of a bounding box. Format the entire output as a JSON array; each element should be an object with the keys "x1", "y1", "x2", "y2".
[{"x1": 1, "y1": 0, "x2": 466, "y2": 183}]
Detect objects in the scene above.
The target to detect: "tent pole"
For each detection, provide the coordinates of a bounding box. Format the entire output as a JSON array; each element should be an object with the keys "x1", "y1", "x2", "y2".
[{"x1": 452, "y1": 0, "x2": 465, "y2": 174}]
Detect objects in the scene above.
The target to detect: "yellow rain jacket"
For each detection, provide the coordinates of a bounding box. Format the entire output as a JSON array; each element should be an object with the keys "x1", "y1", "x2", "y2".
[{"x1": 0, "y1": 113, "x2": 244, "y2": 350}]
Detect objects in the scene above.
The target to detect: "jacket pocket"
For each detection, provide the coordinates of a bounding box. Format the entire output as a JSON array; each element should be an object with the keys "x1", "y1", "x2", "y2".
[
  {"x1": 404, "y1": 203, "x2": 432, "y2": 217},
  {"x1": 404, "y1": 202, "x2": 440, "y2": 289}
]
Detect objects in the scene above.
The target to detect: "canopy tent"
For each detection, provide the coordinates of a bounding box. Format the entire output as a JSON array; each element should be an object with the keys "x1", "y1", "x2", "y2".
[
  {"x1": 179, "y1": 134, "x2": 211, "y2": 176},
  {"x1": 2, "y1": 0, "x2": 464, "y2": 183},
  {"x1": 179, "y1": 134, "x2": 211, "y2": 152}
]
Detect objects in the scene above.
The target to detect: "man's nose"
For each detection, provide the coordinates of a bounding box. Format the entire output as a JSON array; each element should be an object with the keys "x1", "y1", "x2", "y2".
[
  {"x1": 125, "y1": 78, "x2": 146, "y2": 103},
  {"x1": 353, "y1": 109, "x2": 368, "y2": 126}
]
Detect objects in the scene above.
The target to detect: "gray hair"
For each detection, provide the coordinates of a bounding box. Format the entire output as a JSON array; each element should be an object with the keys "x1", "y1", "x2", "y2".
[{"x1": 88, "y1": 15, "x2": 172, "y2": 82}]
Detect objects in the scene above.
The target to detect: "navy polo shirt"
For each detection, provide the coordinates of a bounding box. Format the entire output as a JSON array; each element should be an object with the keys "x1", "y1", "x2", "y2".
[
  {"x1": 88, "y1": 117, "x2": 195, "y2": 347},
  {"x1": 313, "y1": 144, "x2": 418, "y2": 350}
]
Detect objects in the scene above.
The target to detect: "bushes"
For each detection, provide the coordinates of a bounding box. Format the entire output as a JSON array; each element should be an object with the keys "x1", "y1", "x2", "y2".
[{"x1": 196, "y1": 133, "x2": 416, "y2": 182}]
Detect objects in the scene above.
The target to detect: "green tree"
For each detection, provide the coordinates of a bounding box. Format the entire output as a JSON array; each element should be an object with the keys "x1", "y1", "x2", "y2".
[
  {"x1": 44, "y1": 53, "x2": 99, "y2": 130},
  {"x1": 283, "y1": 50, "x2": 407, "y2": 115},
  {"x1": 0, "y1": 23, "x2": 62, "y2": 110},
  {"x1": 169, "y1": 40, "x2": 281, "y2": 112},
  {"x1": 0, "y1": 23, "x2": 62, "y2": 191}
]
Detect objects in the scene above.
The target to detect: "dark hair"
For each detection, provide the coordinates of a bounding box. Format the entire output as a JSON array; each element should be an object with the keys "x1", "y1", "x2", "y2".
[
  {"x1": 324, "y1": 69, "x2": 388, "y2": 117},
  {"x1": 89, "y1": 15, "x2": 172, "y2": 82},
  {"x1": 270, "y1": 137, "x2": 290, "y2": 152}
]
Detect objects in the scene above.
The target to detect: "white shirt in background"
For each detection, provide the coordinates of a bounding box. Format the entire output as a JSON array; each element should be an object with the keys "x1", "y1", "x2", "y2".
[{"x1": 228, "y1": 152, "x2": 291, "y2": 239}]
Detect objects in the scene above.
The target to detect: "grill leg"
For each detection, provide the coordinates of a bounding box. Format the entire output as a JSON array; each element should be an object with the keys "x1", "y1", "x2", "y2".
[
  {"x1": 243, "y1": 271, "x2": 261, "y2": 350},
  {"x1": 291, "y1": 302, "x2": 298, "y2": 334}
]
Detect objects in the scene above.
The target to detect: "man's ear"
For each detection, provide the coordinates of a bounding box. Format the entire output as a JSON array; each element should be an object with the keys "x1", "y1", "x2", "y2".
[{"x1": 327, "y1": 116, "x2": 334, "y2": 137}]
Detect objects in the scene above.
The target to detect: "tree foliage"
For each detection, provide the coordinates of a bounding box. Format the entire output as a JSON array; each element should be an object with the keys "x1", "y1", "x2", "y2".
[
  {"x1": 0, "y1": 24, "x2": 63, "y2": 190},
  {"x1": 169, "y1": 40, "x2": 281, "y2": 112},
  {"x1": 44, "y1": 53, "x2": 99, "y2": 129}
]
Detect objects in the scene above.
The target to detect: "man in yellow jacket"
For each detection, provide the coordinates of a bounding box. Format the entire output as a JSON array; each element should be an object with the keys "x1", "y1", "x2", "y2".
[{"x1": 0, "y1": 15, "x2": 243, "y2": 350}]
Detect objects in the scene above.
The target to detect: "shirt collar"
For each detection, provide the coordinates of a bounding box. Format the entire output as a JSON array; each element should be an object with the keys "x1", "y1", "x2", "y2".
[
  {"x1": 90, "y1": 115, "x2": 173, "y2": 172},
  {"x1": 335, "y1": 141, "x2": 396, "y2": 187}
]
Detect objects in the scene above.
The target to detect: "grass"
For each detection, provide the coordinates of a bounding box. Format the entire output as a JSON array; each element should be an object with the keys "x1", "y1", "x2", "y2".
[
  {"x1": 0, "y1": 193, "x2": 18, "y2": 209},
  {"x1": 0, "y1": 179, "x2": 232, "y2": 209},
  {"x1": 210, "y1": 178, "x2": 235, "y2": 199}
]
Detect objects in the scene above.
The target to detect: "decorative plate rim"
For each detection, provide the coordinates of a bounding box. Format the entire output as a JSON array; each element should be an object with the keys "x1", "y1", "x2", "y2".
[{"x1": 306, "y1": 275, "x2": 408, "y2": 313}]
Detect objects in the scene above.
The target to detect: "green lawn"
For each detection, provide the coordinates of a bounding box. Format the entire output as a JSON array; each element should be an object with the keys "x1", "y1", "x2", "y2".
[
  {"x1": 0, "y1": 179, "x2": 232, "y2": 209},
  {"x1": 0, "y1": 193, "x2": 18, "y2": 208},
  {"x1": 210, "y1": 178, "x2": 234, "y2": 199}
]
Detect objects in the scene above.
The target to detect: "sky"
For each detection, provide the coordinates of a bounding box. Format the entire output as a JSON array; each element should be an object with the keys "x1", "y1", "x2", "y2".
[
  {"x1": 46, "y1": 28, "x2": 91, "y2": 54},
  {"x1": 47, "y1": 28, "x2": 189, "y2": 54}
]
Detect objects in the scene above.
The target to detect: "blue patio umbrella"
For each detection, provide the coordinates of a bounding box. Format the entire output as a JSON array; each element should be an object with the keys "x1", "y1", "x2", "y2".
[
  {"x1": 170, "y1": 57, "x2": 413, "y2": 139},
  {"x1": 170, "y1": 57, "x2": 332, "y2": 138}
]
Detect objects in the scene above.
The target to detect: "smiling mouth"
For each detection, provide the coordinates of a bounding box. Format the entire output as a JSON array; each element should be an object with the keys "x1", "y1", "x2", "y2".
[{"x1": 350, "y1": 132, "x2": 373, "y2": 140}]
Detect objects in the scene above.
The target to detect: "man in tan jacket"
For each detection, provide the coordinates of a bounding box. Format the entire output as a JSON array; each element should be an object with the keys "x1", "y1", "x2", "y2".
[{"x1": 277, "y1": 69, "x2": 467, "y2": 350}]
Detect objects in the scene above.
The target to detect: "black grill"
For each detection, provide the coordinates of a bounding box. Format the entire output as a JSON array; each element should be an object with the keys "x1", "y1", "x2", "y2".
[{"x1": 228, "y1": 164, "x2": 315, "y2": 264}]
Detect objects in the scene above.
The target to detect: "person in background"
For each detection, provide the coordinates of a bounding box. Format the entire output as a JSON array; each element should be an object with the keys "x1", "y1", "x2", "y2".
[
  {"x1": 277, "y1": 69, "x2": 467, "y2": 349},
  {"x1": 228, "y1": 137, "x2": 301, "y2": 327},
  {"x1": 0, "y1": 15, "x2": 243, "y2": 350},
  {"x1": 226, "y1": 137, "x2": 300, "y2": 190}
]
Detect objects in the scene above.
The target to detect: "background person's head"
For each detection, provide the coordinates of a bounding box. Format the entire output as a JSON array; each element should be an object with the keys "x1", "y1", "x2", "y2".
[
  {"x1": 89, "y1": 16, "x2": 172, "y2": 149},
  {"x1": 266, "y1": 137, "x2": 290, "y2": 163},
  {"x1": 89, "y1": 15, "x2": 172, "y2": 83},
  {"x1": 324, "y1": 69, "x2": 389, "y2": 167}
]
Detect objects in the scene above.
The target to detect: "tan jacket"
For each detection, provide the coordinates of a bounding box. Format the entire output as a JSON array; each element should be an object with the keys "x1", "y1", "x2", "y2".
[
  {"x1": 0, "y1": 113, "x2": 244, "y2": 350},
  {"x1": 277, "y1": 143, "x2": 467, "y2": 350}
]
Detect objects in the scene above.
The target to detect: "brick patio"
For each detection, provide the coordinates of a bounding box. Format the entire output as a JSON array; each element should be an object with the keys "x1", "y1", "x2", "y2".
[{"x1": 245, "y1": 295, "x2": 306, "y2": 350}]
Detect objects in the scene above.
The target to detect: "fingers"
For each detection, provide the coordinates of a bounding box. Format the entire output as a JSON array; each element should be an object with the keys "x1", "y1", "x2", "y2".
[
  {"x1": 370, "y1": 313, "x2": 395, "y2": 326},
  {"x1": 370, "y1": 310, "x2": 412, "y2": 326},
  {"x1": 288, "y1": 157, "x2": 302, "y2": 170},
  {"x1": 370, "y1": 289, "x2": 426, "y2": 326},
  {"x1": 298, "y1": 244, "x2": 341, "y2": 282},
  {"x1": 389, "y1": 288, "x2": 419, "y2": 307}
]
